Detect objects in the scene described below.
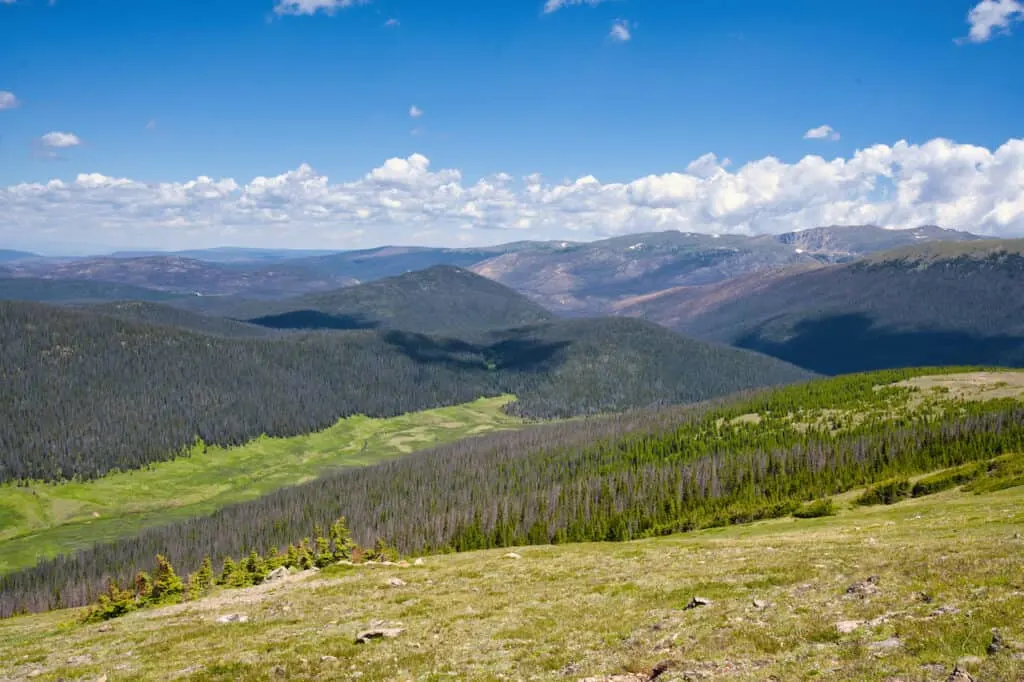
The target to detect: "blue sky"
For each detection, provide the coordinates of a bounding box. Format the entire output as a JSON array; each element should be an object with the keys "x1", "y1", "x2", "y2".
[{"x1": 1, "y1": 0, "x2": 1022, "y2": 253}]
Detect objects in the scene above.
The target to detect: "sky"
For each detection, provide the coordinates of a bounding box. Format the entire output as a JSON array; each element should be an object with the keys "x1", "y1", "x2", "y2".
[{"x1": 0, "y1": 0, "x2": 1022, "y2": 255}]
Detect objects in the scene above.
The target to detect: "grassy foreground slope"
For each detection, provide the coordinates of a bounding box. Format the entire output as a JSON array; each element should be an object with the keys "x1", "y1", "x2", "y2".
[
  {"x1": 0, "y1": 397, "x2": 522, "y2": 574},
  {"x1": 1, "y1": 483, "x2": 1021, "y2": 681}
]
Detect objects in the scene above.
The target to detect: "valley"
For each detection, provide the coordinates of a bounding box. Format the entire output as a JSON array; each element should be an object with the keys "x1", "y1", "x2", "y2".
[{"x1": 0, "y1": 397, "x2": 522, "y2": 575}]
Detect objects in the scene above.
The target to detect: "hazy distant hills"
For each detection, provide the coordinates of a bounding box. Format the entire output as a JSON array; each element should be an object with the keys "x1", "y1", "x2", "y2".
[
  {"x1": 0, "y1": 277, "x2": 185, "y2": 304},
  {"x1": 0, "y1": 225, "x2": 982, "y2": 305},
  {"x1": 0, "y1": 249, "x2": 41, "y2": 263},
  {"x1": 621, "y1": 240, "x2": 1024, "y2": 374}
]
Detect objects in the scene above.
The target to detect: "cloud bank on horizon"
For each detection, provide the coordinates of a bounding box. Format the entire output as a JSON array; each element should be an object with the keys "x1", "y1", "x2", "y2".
[{"x1": 3, "y1": 138, "x2": 1022, "y2": 252}]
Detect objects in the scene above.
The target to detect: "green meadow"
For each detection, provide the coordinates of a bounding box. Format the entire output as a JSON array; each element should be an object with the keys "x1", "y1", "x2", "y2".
[{"x1": 0, "y1": 396, "x2": 523, "y2": 574}]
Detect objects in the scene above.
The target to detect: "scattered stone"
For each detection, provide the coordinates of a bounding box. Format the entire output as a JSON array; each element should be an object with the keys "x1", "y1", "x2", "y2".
[
  {"x1": 913, "y1": 591, "x2": 933, "y2": 604},
  {"x1": 95, "y1": 675, "x2": 108, "y2": 682},
  {"x1": 869, "y1": 637, "x2": 902, "y2": 651},
  {"x1": 272, "y1": 665, "x2": 287, "y2": 677},
  {"x1": 265, "y1": 566, "x2": 289, "y2": 582},
  {"x1": 578, "y1": 675, "x2": 646, "y2": 682},
  {"x1": 67, "y1": 655, "x2": 93, "y2": 666},
  {"x1": 216, "y1": 613, "x2": 249, "y2": 624},
  {"x1": 561, "y1": 661, "x2": 582, "y2": 675},
  {"x1": 846, "y1": 576, "x2": 880, "y2": 597},
  {"x1": 988, "y1": 629, "x2": 1006, "y2": 655},
  {"x1": 931, "y1": 605, "x2": 961, "y2": 617},
  {"x1": 684, "y1": 596, "x2": 712, "y2": 610},
  {"x1": 835, "y1": 620, "x2": 864, "y2": 634},
  {"x1": 413, "y1": 558, "x2": 425, "y2": 566},
  {"x1": 503, "y1": 552, "x2": 522, "y2": 560},
  {"x1": 946, "y1": 664, "x2": 976, "y2": 682},
  {"x1": 752, "y1": 599, "x2": 769, "y2": 609},
  {"x1": 26, "y1": 671, "x2": 42, "y2": 679},
  {"x1": 97, "y1": 623, "x2": 113, "y2": 633},
  {"x1": 387, "y1": 577, "x2": 407, "y2": 587},
  {"x1": 320, "y1": 655, "x2": 338, "y2": 663},
  {"x1": 355, "y1": 627, "x2": 405, "y2": 644},
  {"x1": 396, "y1": 560, "x2": 410, "y2": 567}
]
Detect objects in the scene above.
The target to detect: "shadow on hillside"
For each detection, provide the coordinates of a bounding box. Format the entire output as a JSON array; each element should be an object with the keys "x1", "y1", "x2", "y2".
[
  {"x1": 247, "y1": 310, "x2": 381, "y2": 331},
  {"x1": 735, "y1": 313, "x2": 1024, "y2": 375},
  {"x1": 382, "y1": 330, "x2": 571, "y2": 373}
]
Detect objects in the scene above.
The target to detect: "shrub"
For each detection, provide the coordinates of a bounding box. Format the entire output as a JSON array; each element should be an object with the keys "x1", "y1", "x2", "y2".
[
  {"x1": 855, "y1": 479, "x2": 911, "y2": 506},
  {"x1": 793, "y1": 498, "x2": 837, "y2": 518},
  {"x1": 911, "y1": 463, "x2": 984, "y2": 497}
]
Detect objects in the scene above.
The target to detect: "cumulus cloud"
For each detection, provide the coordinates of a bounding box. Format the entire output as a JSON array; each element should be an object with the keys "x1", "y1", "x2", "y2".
[
  {"x1": 273, "y1": 0, "x2": 369, "y2": 16},
  {"x1": 804, "y1": 124, "x2": 841, "y2": 141},
  {"x1": 40, "y1": 131, "x2": 81, "y2": 148},
  {"x1": 543, "y1": 0, "x2": 613, "y2": 13},
  {"x1": 3, "y1": 138, "x2": 1024, "y2": 251},
  {"x1": 384, "y1": 17, "x2": 399, "y2": 27},
  {"x1": 609, "y1": 19, "x2": 631, "y2": 41},
  {"x1": 0, "y1": 91, "x2": 19, "y2": 110},
  {"x1": 409, "y1": 105, "x2": 423, "y2": 118},
  {"x1": 961, "y1": 0, "x2": 1024, "y2": 43}
]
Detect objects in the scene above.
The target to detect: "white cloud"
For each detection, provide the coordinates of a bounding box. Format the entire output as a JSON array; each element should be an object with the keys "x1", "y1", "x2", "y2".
[
  {"x1": 803, "y1": 125, "x2": 841, "y2": 141},
  {"x1": 40, "y1": 131, "x2": 81, "y2": 148},
  {"x1": 384, "y1": 17, "x2": 399, "y2": 27},
  {"x1": 962, "y1": 0, "x2": 1024, "y2": 43},
  {"x1": 273, "y1": 0, "x2": 369, "y2": 16},
  {"x1": 3, "y1": 138, "x2": 1024, "y2": 252},
  {"x1": 0, "y1": 91, "x2": 19, "y2": 110},
  {"x1": 609, "y1": 19, "x2": 631, "y2": 42},
  {"x1": 543, "y1": 0, "x2": 613, "y2": 13},
  {"x1": 409, "y1": 105, "x2": 423, "y2": 118}
]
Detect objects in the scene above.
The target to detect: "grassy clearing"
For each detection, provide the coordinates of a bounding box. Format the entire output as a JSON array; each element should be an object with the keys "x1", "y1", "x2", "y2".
[
  {"x1": 0, "y1": 397, "x2": 522, "y2": 574},
  {"x1": 1, "y1": 480, "x2": 1021, "y2": 681}
]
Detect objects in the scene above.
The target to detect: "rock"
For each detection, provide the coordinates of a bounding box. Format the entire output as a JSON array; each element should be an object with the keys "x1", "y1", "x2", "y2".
[
  {"x1": 988, "y1": 629, "x2": 1006, "y2": 655},
  {"x1": 396, "y1": 560, "x2": 410, "y2": 567},
  {"x1": 684, "y1": 596, "x2": 712, "y2": 610},
  {"x1": 95, "y1": 676, "x2": 108, "y2": 682},
  {"x1": 752, "y1": 599, "x2": 769, "y2": 609},
  {"x1": 216, "y1": 613, "x2": 249, "y2": 624},
  {"x1": 503, "y1": 552, "x2": 522, "y2": 560},
  {"x1": 946, "y1": 664, "x2": 976, "y2": 682},
  {"x1": 26, "y1": 671, "x2": 42, "y2": 679},
  {"x1": 320, "y1": 655, "x2": 338, "y2": 663},
  {"x1": 97, "y1": 623, "x2": 113, "y2": 632},
  {"x1": 956, "y1": 656, "x2": 984, "y2": 668},
  {"x1": 355, "y1": 627, "x2": 405, "y2": 644},
  {"x1": 846, "y1": 576, "x2": 880, "y2": 597},
  {"x1": 386, "y1": 577, "x2": 407, "y2": 587},
  {"x1": 413, "y1": 557, "x2": 425, "y2": 566},
  {"x1": 835, "y1": 620, "x2": 864, "y2": 634},
  {"x1": 912, "y1": 591, "x2": 933, "y2": 603},
  {"x1": 869, "y1": 637, "x2": 902, "y2": 651},
  {"x1": 272, "y1": 665, "x2": 287, "y2": 677},
  {"x1": 67, "y1": 655, "x2": 93, "y2": 666},
  {"x1": 931, "y1": 605, "x2": 961, "y2": 617},
  {"x1": 649, "y1": 660, "x2": 673, "y2": 680},
  {"x1": 266, "y1": 566, "x2": 289, "y2": 582}
]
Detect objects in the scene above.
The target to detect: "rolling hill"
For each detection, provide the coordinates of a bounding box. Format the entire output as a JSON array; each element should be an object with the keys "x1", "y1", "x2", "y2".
[
  {"x1": 0, "y1": 298, "x2": 812, "y2": 484},
  {"x1": 229, "y1": 265, "x2": 558, "y2": 334},
  {"x1": 0, "y1": 276, "x2": 186, "y2": 304},
  {"x1": 619, "y1": 240, "x2": 1024, "y2": 374},
  {"x1": 0, "y1": 249, "x2": 40, "y2": 263},
  {"x1": 85, "y1": 301, "x2": 282, "y2": 338}
]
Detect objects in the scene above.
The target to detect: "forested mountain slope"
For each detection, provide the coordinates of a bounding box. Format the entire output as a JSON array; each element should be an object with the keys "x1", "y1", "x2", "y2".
[
  {"x1": 85, "y1": 301, "x2": 282, "y2": 338},
  {"x1": 225, "y1": 266, "x2": 558, "y2": 334},
  {"x1": 0, "y1": 300, "x2": 810, "y2": 483},
  {"x1": 621, "y1": 241, "x2": 1024, "y2": 374},
  {"x1": 0, "y1": 277, "x2": 185, "y2": 304},
  {"x1": 4, "y1": 367, "x2": 1021, "y2": 618}
]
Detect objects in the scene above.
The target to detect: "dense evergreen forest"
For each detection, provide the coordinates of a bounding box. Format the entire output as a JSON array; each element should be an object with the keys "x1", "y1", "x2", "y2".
[
  {"x1": 0, "y1": 300, "x2": 809, "y2": 483},
  {"x1": 3, "y1": 368, "x2": 1021, "y2": 618},
  {"x1": 677, "y1": 249, "x2": 1024, "y2": 374}
]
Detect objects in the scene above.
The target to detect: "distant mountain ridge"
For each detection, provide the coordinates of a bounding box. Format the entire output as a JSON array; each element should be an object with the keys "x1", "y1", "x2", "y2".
[{"x1": 0, "y1": 225, "x2": 986, "y2": 306}]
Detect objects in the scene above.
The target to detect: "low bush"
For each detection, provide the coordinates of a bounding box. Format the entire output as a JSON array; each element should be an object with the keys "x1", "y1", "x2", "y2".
[
  {"x1": 855, "y1": 479, "x2": 911, "y2": 506},
  {"x1": 793, "y1": 498, "x2": 837, "y2": 518},
  {"x1": 911, "y1": 463, "x2": 984, "y2": 497}
]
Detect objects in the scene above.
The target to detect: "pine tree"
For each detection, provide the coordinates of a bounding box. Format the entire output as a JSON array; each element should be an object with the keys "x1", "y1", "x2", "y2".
[
  {"x1": 195, "y1": 556, "x2": 214, "y2": 592},
  {"x1": 150, "y1": 554, "x2": 184, "y2": 604},
  {"x1": 330, "y1": 517, "x2": 355, "y2": 561}
]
